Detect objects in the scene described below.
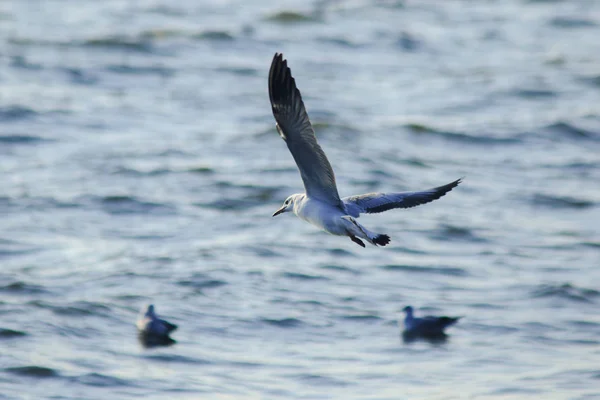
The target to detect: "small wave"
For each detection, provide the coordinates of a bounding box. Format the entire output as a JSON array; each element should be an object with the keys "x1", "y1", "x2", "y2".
[
  {"x1": 61, "y1": 67, "x2": 99, "y2": 85},
  {"x1": 177, "y1": 278, "x2": 228, "y2": 290},
  {"x1": 429, "y1": 224, "x2": 488, "y2": 243},
  {"x1": 0, "y1": 281, "x2": 47, "y2": 294},
  {"x1": 261, "y1": 317, "x2": 304, "y2": 328},
  {"x1": 111, "y1": 166, "x2": 172, "y2": 177},
  {"x1": 311, "y1": 121, "x2": 361, "y2": 139},
  {"x1": 281, "y1": 272, "x2": 329, "y2": 281},
  {"x1": 513, "y1": 88, "x2": 557, "y2": 99},
  {"x1": 579, "y1": 74, "x2": 600, "y2": 88},
  {"x1": 380, "y1": 264, "x2": 468, "y2": 277},
  {"x1": 186, "y1": 166, "x2": 215, "y2": 174},
  {"x1": 326, "y1": 248, "x2": 355, "y2": 257},
  {"x1": 0, "y1": 239, "x2": 42, "y2": 258},
  {"x1": 0, "y1": 328, "x2": 27, "y2": 339},
  {"x1": 192, "y1": 30, "x2": 235, "y2": 41},
  {"x1": 11, "y1": 55, "x2": 43, "y2": 70},
  {"x1": 105, "y1": 64, "x2": 175, "y2": 77},
  {"x1": 84, "y1": 36, "x2": 153, "y2": 53},
  {"x1": 142, "y1": 354, "x2": 212, "y2": 365},
  {"x1": 243, "y1": 246, "x2": 283, "y2": 258},
  {"x1": 198, "y1": 186, "x2": 279, "y2": 211},
  {"x1": 29, "y1": 300, "x2": 112, "y2": 317},
  {"x1": 92, "y1": 195, "x2": 175, "y2": 215},
  {"x1": 0, "y1": 196, "x2": 79, "y2": 212},
  {"x1": 544, "y1": 121, "x2": 599, "y2": 140},
  {"x1": 568, "y1": 320, "x2": 600, "y2": 329},
  {"x1": 0, "y1": 134, "x2": 46, "y2": 144},
  {"x1": 339, "y1": 314, "x2": 382, "y2": 322},
  {"x1": 72, "y1": 373, "x2": 133, "y2": 387},
  {"x1": 581, "y1": 241, "x2": 600, "y2": 249},
  {"x1": 316, "y1": 36, "x2": 363, "y2": 48},
  {"x1": 0, "y1": 105, "x2": 37, "y2": 122},
  {"x1": 220, "y1": 66, "x2": 258, "y2": 76},
  {"x1": 395, "y1": 31, "x2": 422, "y2": 52},
  {"x1": 549, "y1": 16, "x2": 597, "y2": 29},
  {"x1": 404, "y1": 123, "x2": 521, "y2": 145},
  {"x1": 139, "y1": 29, "x2": 184, "y2": 39},
  {"x1": 319, "y1": 264, "x2": 360, "y2": 275},
  {"x1": 532, "y1": 283, "x2": 600, "y2": 303},
  {"x1": 532, "y1": 194, "x2": 595, "y2": 209},
  {"x1": 145, "y1": 6, "x2": 186, "y2": 17},
  {"x1": 265, "y1": 11, "x2": 320, "y2": 23},
  {"x1": 5, "y1": 366, "x2": 59, "y2": 378},
  {"x1": 291, "y1": 373, "x2": 350, "y2": 387}
]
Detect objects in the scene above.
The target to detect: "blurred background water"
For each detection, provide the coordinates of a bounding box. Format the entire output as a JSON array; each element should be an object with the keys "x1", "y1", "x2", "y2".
[{"x1": 1, "y1": 0, "x2": 600, "y2": 399}]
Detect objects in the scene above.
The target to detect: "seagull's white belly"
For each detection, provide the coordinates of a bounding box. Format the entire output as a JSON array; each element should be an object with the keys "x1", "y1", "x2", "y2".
[{"x1": 294, "y1": 198, "x2": 347, "y2": 236}]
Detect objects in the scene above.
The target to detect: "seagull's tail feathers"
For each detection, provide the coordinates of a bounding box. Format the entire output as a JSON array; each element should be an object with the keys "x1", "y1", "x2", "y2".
[
  {"x1": 341, "y1": 216, "x2": 391, "y2": 247},
  {"x1": 440, "y1": 316, "x2": 461, "y2": 329}
]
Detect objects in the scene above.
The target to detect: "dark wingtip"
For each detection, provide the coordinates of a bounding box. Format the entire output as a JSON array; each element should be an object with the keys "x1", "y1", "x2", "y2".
[
  {"x1": 430, "y1": 177, "x2": 462, "y2": 201},
  {"x1": 268, "y1": 52, "x2": 295, "y2": 114},
  {"x1": 373, "y1": 234, "x2": 391, "y2": 246}
]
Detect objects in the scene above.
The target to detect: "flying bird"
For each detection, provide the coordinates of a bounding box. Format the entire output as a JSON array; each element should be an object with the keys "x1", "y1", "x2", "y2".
[{"x1": 269, "y1": 53, "x2": 461, "y2": 247}]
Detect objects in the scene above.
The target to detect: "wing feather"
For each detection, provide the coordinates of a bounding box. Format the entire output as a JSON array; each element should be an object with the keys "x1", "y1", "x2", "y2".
[
  {"x1": 269, "y1": 53, "x2": 342, "y2": 206},
  {"x1": 343, "y1": 178, "x2": 462, "y2": 217}
]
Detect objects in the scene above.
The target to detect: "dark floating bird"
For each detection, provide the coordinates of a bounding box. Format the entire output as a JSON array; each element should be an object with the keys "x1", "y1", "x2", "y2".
[
  {"x1": 269, "y1": 53, "x2": 461, "y2": 247},
  {"x1": 136, "y1": 304, "x2": 177, "y2": 348},
  {"x1": 400, "y1": 305, "x2": 461, "y2": 342}
]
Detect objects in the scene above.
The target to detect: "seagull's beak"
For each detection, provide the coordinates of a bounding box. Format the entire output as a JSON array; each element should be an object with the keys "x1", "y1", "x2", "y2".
[{"x1": 272, "y1": 206, "x2": 286, "y2": 217}]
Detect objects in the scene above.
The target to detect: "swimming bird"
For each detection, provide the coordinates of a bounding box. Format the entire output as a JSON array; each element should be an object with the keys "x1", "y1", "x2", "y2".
[
  {"x1": 401, "y1": 305, "x2": 460, "y2": 337},
  {"x1": 269, "y1": 53, "x2": 462, "y2": 247},
  {"x1": 136, "y1": 304, "x2": 177, "y2": 347}
]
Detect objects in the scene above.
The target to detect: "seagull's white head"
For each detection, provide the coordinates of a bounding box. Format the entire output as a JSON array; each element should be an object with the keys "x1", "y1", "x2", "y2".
[{"x1": 272, "y1": 194, "x2": 303, "y2": 217}]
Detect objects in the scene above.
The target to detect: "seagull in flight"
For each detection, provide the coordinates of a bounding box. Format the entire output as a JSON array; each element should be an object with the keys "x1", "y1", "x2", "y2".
[{"x1": 269, "y1": 53, "x2": 461, "y2": 247}]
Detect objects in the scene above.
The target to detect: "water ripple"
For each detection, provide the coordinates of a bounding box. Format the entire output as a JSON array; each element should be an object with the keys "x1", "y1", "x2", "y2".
[
  {"x1": 404, "y1": 123, "x2": 522, "y2": 145},
  {"x1": 0, "y1": 134, "x2": 48, "y2": 145},
  {"x1": 265, "y1": 11, "x2": 320, "y2": 23},
  {"x1": 5, "y1": 366, "x2": 60, "y2": 378},
  {"x1": 261, "y1": 318, "x2": 304, "y2": 328},
  {"x1": 380, "y1": 264, "x2": 469, "y2": 277},
  {"x1": 86, "y1": 195, "x2": 176, "y2": 215},
  {"x1": 0, "y1": 328, "x2": 28, "y2": 339},
  {"x1": 532, "y1": 194, "x2": 595, "y2": 209},
  {"x1": 544, "y1": 122, "x2": 600, "y2": 140},
  {"x1": 0, "y1": 281, "x2": 48, "y2": 295},
  {"x1": 0, "y1": 105, "x2": 37, "y2": 122},
  {"x1": 531, "y1": 283, "x2": 600, "y2": 303},
  {"x1": 281, "y1": 272, "x2": 330, "y2": 281},
  {"x1": 71, "y1": 373, "x2": 134, "y2": 388}
]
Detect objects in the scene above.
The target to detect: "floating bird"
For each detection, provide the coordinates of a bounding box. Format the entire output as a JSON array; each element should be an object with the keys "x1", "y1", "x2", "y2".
[
  {"x1": 269, "y1": 53, "x2": 461, "y2": 247},
  {"x1": 136, "y1": 304, "x2": 177, "y2": 347},
  {"x1": 401, "y1": 306, "x2": 460, "y2": 339}
]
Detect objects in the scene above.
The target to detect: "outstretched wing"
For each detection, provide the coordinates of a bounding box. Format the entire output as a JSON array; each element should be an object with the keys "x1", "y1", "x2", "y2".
[
  {"x1": 269, "y1": 53, "x2": 342, "y2": 206},
  {"x1": 343, "y1": 178, "x2": 461, "y2": 217}
]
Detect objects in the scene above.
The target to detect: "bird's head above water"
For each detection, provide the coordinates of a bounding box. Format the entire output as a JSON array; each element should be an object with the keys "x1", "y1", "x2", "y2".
[
  {"x1": 272, "y1": 194, "x2": 304, "y2": 217},
  {"x1": 145, "y1": 304, "x2": 156, "y2": 318},
  {"x1": 402, "y1": 306, "x2": 414, "y2": 316}
]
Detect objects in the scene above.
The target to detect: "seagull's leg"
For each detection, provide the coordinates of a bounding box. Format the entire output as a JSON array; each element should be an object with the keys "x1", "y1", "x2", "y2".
[{"x1": 349, "y1": 235, "x2": 366, "y2": 247}]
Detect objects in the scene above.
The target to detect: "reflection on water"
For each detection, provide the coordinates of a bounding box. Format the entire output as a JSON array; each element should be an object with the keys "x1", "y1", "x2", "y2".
[{"x1": 401, "y1": 331, "x2": 449, "y2": 345}]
